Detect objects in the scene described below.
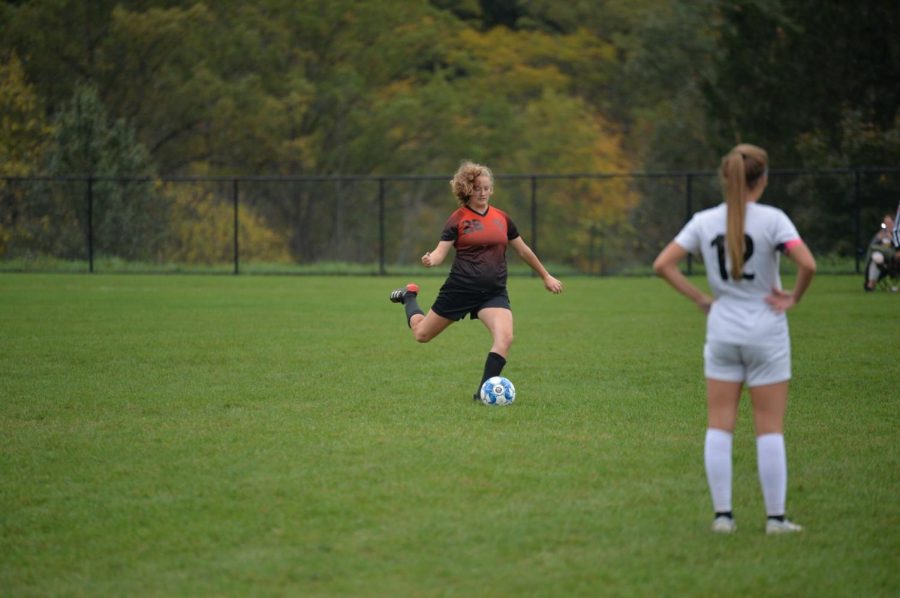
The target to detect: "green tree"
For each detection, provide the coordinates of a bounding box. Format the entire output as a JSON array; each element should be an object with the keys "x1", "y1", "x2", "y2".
[
  {"x1": 700, "y1": 0, "x2": 900, "y2": 257},
  {"x1": 0, "y1": 52, "x2": 54, "y2": 257},
  {"x1": 0, "y1": 52, "x2": 51, "y2": 177},
  {"x1": 704, "y1": 0, "x2": 900, "y2": 164},
  {"x1": 41, "y1": 85, "x2": 164, "y2": 261}
]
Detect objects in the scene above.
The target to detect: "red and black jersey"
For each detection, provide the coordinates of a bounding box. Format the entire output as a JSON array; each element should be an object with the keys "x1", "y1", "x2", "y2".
[{"x1": 440, "y1": 204, "x2": 520, "y2": 290}]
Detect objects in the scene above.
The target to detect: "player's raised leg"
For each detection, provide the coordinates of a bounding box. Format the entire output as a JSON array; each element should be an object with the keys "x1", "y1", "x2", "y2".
[
  {"x1": 409, "y1": 311, "x2": 454, "y2": 343},
  {"x1": 389, "y1": 283, "x2": 454, "y2": 342},
  {"x1": 389, "y1": 283, "x2": 423, "y2": 327}
]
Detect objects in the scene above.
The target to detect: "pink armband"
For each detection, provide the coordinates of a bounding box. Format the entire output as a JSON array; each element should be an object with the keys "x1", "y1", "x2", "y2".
[{"x1": 783, "y1": 239, "x2": 803, "y2": 253}]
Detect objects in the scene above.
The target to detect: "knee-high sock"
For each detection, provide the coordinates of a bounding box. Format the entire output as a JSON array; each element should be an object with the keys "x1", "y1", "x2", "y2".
[
  {"x1": 757, "y1": 433, "x2": 787, "y2": 517},
  {"x1": 867, "y1": 259, "x2": 882, "y2": 285},
  {"x1": 403, "y1": 296, "x2": 424, "y2": 328},
  {"x1": 705, "y1": 428, "x2": 733, "y2": 513},
  {"x1": 478, "y1": 352, "x2": 507, "y2": 392}
]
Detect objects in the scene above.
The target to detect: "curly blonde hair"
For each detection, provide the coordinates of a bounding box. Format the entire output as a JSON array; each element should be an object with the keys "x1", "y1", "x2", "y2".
[{"x1": 450, "y1": 161, "x2": 493, "y2": 205}]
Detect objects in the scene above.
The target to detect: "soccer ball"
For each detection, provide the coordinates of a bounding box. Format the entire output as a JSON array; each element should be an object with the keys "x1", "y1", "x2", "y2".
[{"x1": 480, "y1": 376, "x2": 516, "y2": 406}]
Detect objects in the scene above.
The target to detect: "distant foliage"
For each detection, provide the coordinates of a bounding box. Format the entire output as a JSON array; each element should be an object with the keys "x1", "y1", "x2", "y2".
[
  {"x1": 40, "y1": 86, "x2": 165, "y2": 261},
  {"x1": 0, "y1": 53, "x2": 51, "y2": 177},
  {"x1": 164, "y1": 185, "x2": 292, "y2": 265},
  {"x1": 0, "y1": 53, "x2": 53, "y2": 257},
  {"x1": 1, "y1": 0, "x2": 896, "y2": 267}
]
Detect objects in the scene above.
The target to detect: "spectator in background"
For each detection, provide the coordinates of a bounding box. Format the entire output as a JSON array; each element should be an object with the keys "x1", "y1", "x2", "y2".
[{"x1": 864, "y1": 212, "x2": 899, "y2": 292}]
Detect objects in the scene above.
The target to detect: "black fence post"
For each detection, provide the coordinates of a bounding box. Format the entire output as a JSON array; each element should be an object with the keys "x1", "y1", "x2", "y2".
[
  {"x1": 233, "y1": 178, "x2": 240, "y2": 275},
  {"x1": 378, "y1": 178, "x2": 386, "y2": 275},
  {"x1": 685, "y1": 173, "x2": 693, "y2": 276},
  {"x1": 87, "y1": 176, "x2": 94, "y2": 273},
  {"x1": 530, "y1": 175, "x2": 538, "y2": 255},
  {"x1": 588, "y1": 223, "x2": 599, "y2": 276},
  {"x1": 853, "y1": 169, "x2": 861, "y2": 274}
]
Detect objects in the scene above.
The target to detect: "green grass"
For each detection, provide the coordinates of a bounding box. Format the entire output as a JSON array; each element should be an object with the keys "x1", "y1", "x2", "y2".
[{"x1": 0, "y1": 273, "x2": 896, "y2": 596}]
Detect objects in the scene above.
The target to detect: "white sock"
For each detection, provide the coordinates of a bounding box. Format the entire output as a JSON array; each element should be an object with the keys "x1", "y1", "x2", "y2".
[
  {"x1": 867, "y1": 260, "x2": 881, "y2": 284},
  {"x1": 757, "y1": 433, "x2": 787, "y2": 517},
  {"x1": 705, "y1": 428, "x2": 733, "y2": 513}
]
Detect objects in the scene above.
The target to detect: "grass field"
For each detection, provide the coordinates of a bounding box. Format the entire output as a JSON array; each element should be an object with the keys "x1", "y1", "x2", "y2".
[{"x1": 1, "y1": 273, "x2": 897, "y2": 596}]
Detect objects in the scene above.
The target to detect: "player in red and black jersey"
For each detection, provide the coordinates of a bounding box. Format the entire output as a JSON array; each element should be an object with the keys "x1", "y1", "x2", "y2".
[{"x1": 389, "y1": 161, "x2": 563, "y2": 402}]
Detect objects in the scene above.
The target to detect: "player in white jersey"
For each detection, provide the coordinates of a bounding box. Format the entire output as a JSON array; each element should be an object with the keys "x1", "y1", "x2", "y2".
[{"x1": 653, "y1": 143, "x2": 817, "y2": 535}]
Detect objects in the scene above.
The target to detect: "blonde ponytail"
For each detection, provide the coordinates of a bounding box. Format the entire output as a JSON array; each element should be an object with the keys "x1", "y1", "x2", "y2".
[{"x1": 719, "y1": 144, "x2": 768, "y2": 281}]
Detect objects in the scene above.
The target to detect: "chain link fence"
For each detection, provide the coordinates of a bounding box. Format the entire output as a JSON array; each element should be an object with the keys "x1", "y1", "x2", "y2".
[{"x1": 2, "y1": 169, "x2": 898, "y2": 275}]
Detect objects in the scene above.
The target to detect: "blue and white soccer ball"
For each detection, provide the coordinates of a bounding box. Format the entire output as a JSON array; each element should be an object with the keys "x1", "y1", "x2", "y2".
[{"x1": 480, "y1": 376, "x2": 516, "y2": 406}]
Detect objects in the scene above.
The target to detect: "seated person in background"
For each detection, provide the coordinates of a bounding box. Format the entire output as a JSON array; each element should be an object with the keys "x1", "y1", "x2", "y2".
[{"x1": 864, "y1": 213, "x2": 899, "y2": 292}]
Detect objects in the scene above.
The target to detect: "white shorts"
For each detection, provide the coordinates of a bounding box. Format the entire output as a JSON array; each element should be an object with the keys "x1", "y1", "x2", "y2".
[{"x1": 703, "y1": 340, "x2": 791, "y2": 386}]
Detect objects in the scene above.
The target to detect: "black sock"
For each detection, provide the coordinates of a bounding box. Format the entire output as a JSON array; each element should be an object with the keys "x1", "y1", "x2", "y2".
[
  {"x1": 477, "y1": 352, "x2": 507, "y2": 394},
  {"x1": 403, "y1": 295, "x2": 424, "y2": 328},
  {"x1": 767, "y1": 514, "x2": 785, "y2": 522},
  {"x1": 715, "y1": 511, "x2": 733, "y2": 520}
]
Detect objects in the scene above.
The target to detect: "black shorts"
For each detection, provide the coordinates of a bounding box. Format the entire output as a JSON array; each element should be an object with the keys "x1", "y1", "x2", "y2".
[{"x1": 431, "y1": 281, "x2": 511, "y2": 321}]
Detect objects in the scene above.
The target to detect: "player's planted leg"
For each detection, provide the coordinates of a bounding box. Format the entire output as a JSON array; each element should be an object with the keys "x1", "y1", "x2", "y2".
[
  {"x1": 474, "y1": 351, "x2": 507, "y2": 401},
  {"x1": 765, "y1": 517, "x2": 803, "y2": 534}
]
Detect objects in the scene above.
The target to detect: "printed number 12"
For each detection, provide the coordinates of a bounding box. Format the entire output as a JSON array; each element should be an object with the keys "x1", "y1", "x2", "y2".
[{"x1": 711, "y1": 234, "x2": 755, "y2": 281}]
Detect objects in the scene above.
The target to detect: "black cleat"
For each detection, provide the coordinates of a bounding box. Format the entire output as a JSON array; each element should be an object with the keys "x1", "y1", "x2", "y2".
[{"x1": 389, "y1": 283, "x2": 419, "y2": 304}]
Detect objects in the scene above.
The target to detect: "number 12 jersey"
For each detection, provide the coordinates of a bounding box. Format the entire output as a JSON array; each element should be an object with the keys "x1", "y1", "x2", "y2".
[{"x1": 674, "y1": 202, "x2": 802, "y2": 345}]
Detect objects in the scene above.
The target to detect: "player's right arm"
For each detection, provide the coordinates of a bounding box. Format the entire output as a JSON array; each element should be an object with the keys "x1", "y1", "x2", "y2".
[
  {"x1": 653, "y1": 241, "x2": 714, "y2": 314},
  {"x1": 422, "y1": 240, "x2": 453, "y2": 268}
]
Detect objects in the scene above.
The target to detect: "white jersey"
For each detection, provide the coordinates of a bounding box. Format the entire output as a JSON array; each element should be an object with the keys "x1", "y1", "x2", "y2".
[{"x1": 674, "y1": 202, "x2": 801, "y2": 345}]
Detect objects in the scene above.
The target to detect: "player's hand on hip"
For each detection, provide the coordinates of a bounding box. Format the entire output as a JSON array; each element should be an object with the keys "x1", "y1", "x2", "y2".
[
  {"x1": 764, "y1": 288, "x2": 795, "y2": 314},
  {"x1": 696, "y1": 294, "x2": 713, "y2": 315}
]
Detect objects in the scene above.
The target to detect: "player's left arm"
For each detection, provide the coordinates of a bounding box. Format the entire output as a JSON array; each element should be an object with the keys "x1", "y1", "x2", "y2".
[
  {"x1": 765, "y1": 240, "x2": 816, "y2": 313},
  {"x1": 509, "y1": 236, "x2": 562, "y2": 294}
]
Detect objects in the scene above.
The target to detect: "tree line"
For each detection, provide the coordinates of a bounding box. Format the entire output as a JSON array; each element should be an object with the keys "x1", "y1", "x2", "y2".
[{"x1": 1, "y1": 0, "x2": 898, "y2": 267}]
